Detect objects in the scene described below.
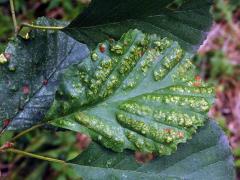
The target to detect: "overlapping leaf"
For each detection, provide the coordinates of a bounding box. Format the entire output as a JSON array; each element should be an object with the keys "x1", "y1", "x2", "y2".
[
  {"x1": 63, "y1": 0, "x2": 212, "y2": 52},
  {"x1": 0, "y1": 17, "x2": 89, "y2": 130},
  {"x1": 68, "y1": 121, "x2": 235, "y2": 180},
  {"x1": 46, "y1": 29, "x2": 214, "y2": 155}
]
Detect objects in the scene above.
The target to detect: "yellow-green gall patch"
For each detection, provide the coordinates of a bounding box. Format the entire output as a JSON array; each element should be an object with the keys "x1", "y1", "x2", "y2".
[
  {"x1": 47, "y1": 29, "x2": 214, "y2": 155},
  {"x1": 0, "y1": 53, "x2": 8, "y2": 64}
]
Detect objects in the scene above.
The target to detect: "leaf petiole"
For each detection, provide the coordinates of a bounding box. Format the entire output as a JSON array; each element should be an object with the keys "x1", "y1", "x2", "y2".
[
  {"x1": 9, "y1": 0, "x2": 18, "y2": 36},
  {"x1": 5, "y1": 148, "x2": 66, "y2": 164},
  {"x1": 18, "y1": 23, "x2": 65, "y2": 34}
]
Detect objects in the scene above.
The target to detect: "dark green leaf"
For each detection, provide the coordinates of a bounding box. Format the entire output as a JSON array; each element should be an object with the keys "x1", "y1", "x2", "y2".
[
  {"x1": 63, "y1": 0, "x2": 212, "y2": 52},
  {"x1": 69, "y1": 120, "x2": 235, "y2": 180},
  {"x1": 46, "y1": 29, "x2": 214, "y2": 155},
  {"x1": 0, "y1": 17, "x2": 89, "y2": 130}
]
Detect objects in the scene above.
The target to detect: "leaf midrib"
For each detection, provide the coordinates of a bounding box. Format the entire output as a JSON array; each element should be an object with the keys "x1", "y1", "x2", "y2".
[{"x1": 53, "y1": 46, "x2": 192, "y2": 119}]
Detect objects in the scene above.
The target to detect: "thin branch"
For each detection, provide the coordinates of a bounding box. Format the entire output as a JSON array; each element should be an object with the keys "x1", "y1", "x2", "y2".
[
  {"x1": 11, "y1": 123, "x2": 45, "y2": 142},
  {"x1": 5, "y1": 148, "x2": 66, "y2": 164},
  {"x1": 18, "y1": 23, "x2": 65, "y2": 34},
  {"x1": 9, "y1": 0, "x2": 18, "y2": 36}
]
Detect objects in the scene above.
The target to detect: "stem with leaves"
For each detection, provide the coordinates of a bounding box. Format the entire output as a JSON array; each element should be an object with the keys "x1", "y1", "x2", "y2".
[{"x1": 10, "y1": 0, "x2": 64, "y2": 36}]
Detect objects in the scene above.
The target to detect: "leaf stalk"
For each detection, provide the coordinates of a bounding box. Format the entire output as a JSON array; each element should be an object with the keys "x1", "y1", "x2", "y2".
[
  {"x1": 18, "y1": 23, "x2": 64, "y2": 34},
  {"x1": 5, "y1": 148, "x2": 66, "y2": 164},
  {"x1": 9, "y1": 0, "x2": 18, "y2": 36}
]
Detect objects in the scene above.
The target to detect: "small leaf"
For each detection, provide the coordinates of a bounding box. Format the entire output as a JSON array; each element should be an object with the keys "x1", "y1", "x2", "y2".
[
  {"x1": 0, "y1": 17, "x2": 89, "y2": 130},
  {"x1": 68, "y1": 121, "x2": 235, "y2": 180},
  {"x1": 47, "y1": 29, "x2": 214, "y2": 155}
]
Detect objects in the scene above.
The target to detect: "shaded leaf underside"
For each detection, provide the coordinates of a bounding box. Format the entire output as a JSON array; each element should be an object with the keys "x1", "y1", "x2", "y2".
[
  {"x1": 69, "y1": 120, "x2": 235, "y2": 180},
  {"x1": 47, "y1": 29, "x2": 214, "y2": 155}
]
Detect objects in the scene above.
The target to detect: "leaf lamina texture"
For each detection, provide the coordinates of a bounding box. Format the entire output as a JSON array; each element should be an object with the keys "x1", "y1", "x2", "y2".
[{"x1": 47, "y1": 29, "x2": 214, "y2": 155}]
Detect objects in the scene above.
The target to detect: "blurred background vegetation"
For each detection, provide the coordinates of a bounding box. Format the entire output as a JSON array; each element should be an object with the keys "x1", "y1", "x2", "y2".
[
  {"x1": 0, "y1": 0, "x2": 87, "y2": 51},
  {"x1": 0, "y1": 0, "x2": 240, "y2": 179}
]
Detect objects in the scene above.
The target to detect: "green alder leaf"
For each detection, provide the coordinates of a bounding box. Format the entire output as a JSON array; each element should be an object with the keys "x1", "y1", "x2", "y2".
[
  {"x1": 46, "y1": 29, "x2": 214, "y2": 155},
  {"x1": 0, "y1": 17, "x2": 89, "y2": 130},
  {"x1": 68, "y1": 120, "x2": 235, "y2": 180},
  {"x1": 63, "y1": 0, "x2": 212, "y2": 52}
]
